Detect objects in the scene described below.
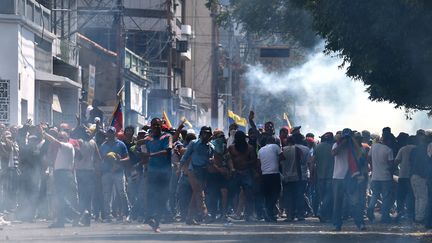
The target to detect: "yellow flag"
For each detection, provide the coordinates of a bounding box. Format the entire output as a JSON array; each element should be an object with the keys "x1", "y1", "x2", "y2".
[
  {"x1": 180, "y1": 116, "x2": 193, "y2": 128},
  {"x1": 228, "y1": 110, "x2": 247, "y2": 127}
]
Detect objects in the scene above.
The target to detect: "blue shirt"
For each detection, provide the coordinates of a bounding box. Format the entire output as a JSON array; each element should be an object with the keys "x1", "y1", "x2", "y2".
[
  {"x1": 145, "y1": 133, "x2": 172, "y2": 172},
  {"x1": 181, "y1": 139, "x2": 214, "y2": 168},
  {"x1": 100, "y1": 139, "x2": 128, "y2": 173}
]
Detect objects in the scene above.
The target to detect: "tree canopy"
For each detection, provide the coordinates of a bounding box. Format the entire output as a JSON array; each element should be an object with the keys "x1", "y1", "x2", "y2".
[{"x1": 213, "y1": 0, "x2": 432, "y2": 111}]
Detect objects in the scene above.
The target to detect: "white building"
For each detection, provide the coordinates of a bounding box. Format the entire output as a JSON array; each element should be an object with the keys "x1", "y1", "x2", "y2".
[{"x1": 0, "y1": 0, "x2": 81, "y2": 126}]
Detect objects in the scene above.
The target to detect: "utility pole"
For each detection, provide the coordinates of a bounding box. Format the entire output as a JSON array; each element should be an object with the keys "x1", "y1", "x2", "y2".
[
  {"x1": 114, "y1": 0, "x2": 126, "y2": 123},
  {"x1": 210, "y1": 4, "x2": 219, "y2": 129},
  {"x1": 227, "y1": 23, "x2": 233, "y2": 112},
  {"x1": 166, "y1": 0, "x2": 174, "y2": 118}
]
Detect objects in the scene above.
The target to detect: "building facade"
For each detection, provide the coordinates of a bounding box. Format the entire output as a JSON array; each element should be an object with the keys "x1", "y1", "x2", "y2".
[{"x1": 0, "y1": 0, "x2": 81, "y2": 126}]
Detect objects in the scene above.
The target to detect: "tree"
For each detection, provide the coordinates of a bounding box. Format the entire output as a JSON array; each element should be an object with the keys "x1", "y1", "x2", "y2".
[
  {"x1": 210, "y1": 0, "x2": 319, "y2": 49},
  {"x1": 210, "y1": 0, "x2": 432, "y2": 111},
  {"x1": 307, "y1": 0, "x2": 432, "y2": 110}
]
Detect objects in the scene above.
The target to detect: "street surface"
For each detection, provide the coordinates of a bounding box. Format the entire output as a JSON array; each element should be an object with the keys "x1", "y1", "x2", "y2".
[{"x1": 1, "y1": 218, "x2": 431, "y2": 243}]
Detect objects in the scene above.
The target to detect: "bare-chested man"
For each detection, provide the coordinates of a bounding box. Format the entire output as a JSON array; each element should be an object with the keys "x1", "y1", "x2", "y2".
[{"x1": 228, "y1": 130, "x2": 258, "y2": 221}]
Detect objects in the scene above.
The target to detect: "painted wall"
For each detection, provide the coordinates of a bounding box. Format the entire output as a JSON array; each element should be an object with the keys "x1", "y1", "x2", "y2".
[
  {"x1": 18, "y1": 26, "x2": 36, "y2": 124},
  {"x1": 0, "y1": 22, "x2": 19, "y2": 124}
]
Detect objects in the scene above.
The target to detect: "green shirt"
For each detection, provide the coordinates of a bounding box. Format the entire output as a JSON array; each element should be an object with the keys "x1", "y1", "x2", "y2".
[{"x1": 314, "y1": 142, "x2": 334, "y2": 179}]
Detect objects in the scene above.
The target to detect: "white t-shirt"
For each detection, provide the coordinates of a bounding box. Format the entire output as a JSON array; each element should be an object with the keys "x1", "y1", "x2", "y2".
[
  {"x1": 258, "y1": 144, "x2": 281, "y2": 175},
  {"x1": 332, "y1": 143, "x2": 349, "y2": 179},
  {"x1": 54, "y1": 142, "x2": 75, "y2": 171},
  {"x1": 369, "y1": 143, "x2": 394, "y2": 181},
  {"x1": 395, "y1": 144, "x2": 415, "y2": 179}
]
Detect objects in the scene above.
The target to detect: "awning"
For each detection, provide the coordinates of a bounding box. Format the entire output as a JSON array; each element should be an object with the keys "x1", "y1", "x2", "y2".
[{"x1": 35, "y1": 70, "x2": 82, "y2": 89}]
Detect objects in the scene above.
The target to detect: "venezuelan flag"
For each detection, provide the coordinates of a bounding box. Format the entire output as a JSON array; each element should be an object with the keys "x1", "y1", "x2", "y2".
[
  {"x1": 162, "y1": 111, "x2": 173, "y2": 129},
  {"x1": 227, "y1": 110, "x2": 247, "y2": 127},
  {"x1": 110, "y1": 101, "x2": 123, "y2": 132}
]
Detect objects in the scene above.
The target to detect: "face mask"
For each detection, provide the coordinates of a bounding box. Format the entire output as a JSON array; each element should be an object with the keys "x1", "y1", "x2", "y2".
[{"x1": 212, "y1": 138, "x2": 226, "y2": 154}]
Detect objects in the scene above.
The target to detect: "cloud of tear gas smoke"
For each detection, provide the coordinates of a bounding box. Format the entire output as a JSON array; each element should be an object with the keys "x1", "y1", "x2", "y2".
[{"x1": 245, "y1": 44, "x2": 432, "y2": 136}]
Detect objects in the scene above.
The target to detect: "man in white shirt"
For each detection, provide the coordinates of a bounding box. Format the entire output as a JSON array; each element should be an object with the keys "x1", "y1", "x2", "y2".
[
  {"x1": 44, "y1": 130, "x2": 81, "y2": 228},
  {"x1": 331, "y1": 129, "x2": 366, "y2": 231},
  {"x1": 258, "y1": 136, "x2": 281, "y2": 222},
  {"x1": 367, "y1": 135, "x2": 394, "y2": 223},
  {"x1": 394, "y1": 135, "x2": 415, "y2": 221}
]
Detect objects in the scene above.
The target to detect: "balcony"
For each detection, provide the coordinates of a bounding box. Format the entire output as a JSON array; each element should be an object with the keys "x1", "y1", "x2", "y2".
[
  {"x1": 0, "y1": 0, "x2": 51, "y2": 30},
  {"x1": 53, "y1": 38, "x2": 79, "y2": 67}
]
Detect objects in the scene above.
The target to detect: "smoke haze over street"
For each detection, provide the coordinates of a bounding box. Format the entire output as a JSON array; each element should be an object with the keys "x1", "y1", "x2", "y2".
[{"x1": 245, "y1": 44, "x2": 431, "y2": 135}]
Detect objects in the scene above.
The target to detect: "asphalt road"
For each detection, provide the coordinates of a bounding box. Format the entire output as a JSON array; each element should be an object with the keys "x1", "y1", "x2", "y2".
[{"x1": 1, "y1": 218, "x2": 431, "y2": 243}]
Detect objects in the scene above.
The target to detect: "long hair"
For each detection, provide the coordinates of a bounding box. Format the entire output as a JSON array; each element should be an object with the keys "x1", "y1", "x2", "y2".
[{"x1": 234, "y1": 130, "x2": 248, "y2": 153}]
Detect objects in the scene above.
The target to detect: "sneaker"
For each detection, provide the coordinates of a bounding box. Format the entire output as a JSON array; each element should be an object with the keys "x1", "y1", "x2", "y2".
[
  {"x1": 229, "y1": 214, "x2": 244, "y2": 221},
  {"x1": 204, "y1": 216, "x2": 215, "y2": 224},
  {"x1": 148, "y1": 219, "x2": 161, "y2": 232},
  {"x1": 148, "y1": 218, "x2": 160, "y2": 229},
  {"x1": 102, "y1": 214, "x2": 114, "y2": 223},
  {"x1": 48, "y1": 222, "x2": 65, "y2": 228},
  {"x1": 103, "y1": 217, "x2": 113, "y2": 223},
  {"x1": 358, "y1": 224, "x2": 367, "y2": 231},
  {"x1": 80, "y1": 211, "x2": 91, "y2": 227},
  {"x1": 186, "y1": 219, "x2": 200, "y2": 225}
]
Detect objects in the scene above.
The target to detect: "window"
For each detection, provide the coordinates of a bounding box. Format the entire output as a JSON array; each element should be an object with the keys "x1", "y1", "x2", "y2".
[
  {"x1": 0, "y1": 0, "x2": 15, "y2": 14},
  {"x1": 260, "y1": 48, "x2": 290, "y2": 58},
  {"x1": 0, "y1": 80, "x2": 10, "y2": 123}
]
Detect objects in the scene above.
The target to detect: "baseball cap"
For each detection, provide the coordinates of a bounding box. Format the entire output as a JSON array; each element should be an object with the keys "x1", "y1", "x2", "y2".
[{"x1": 106, "y1": 126, "x2": 116, "y2": 133}]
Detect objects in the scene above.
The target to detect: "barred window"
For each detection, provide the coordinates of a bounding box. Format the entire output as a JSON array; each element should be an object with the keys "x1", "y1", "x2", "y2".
[{"x1": 0, "y1": 80, "x2": 10, "y2": 124}]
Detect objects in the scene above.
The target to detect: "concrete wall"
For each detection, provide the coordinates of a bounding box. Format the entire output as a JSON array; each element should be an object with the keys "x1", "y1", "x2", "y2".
[
  {"x1": 18, "y1": 26, "x2": 36, "y2": 125},
  {"x1": 0, "y1": 22, "x2": 39, "y2": 125},
  {"x1": 184, "y1": 0, "x2": 213, "y2": 126},
  {"x1": 0, "y1": 22, "x2": 19, "y2": 125}
]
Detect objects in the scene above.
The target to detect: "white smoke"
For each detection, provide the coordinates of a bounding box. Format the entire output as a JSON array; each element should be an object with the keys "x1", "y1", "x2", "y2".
[{"x1": 245, "y1": 44, "x2": 431, "y2": 136}]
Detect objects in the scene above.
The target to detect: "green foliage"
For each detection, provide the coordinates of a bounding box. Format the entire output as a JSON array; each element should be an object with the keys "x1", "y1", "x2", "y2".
[
  {"x1": 308, "y1": 0, "x2": 432, "y2": 110},
  {"x1": 213, "y1": 0, "x2": 319, "y2": 48},
  {"x1": 215, "y1": 0, "x2": 432, "y2": 110}
]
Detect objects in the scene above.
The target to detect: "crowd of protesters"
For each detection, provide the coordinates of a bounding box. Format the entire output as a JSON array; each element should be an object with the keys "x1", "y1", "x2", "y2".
[{"x1": 1, "y1": 111, "x2": 432, "y2": 232}]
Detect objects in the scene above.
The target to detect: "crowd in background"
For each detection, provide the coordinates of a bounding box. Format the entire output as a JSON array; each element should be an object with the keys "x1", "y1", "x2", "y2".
[{"x1": 1, "y1": 111, "x2": 432, "y2": 232}]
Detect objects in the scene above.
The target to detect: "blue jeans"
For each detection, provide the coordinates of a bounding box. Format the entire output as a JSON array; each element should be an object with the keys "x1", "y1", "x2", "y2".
[
  {"x1": 283, "y1": 180, "x2": 307, "y2": 220},
  {"x1": 317, "y1": 178, "x2": 333, "y2": 221},
  {"x1": 177, "y1": 174, "x2": 192, "y2": 219},
  {"x1": 368, "y1": 180, "x2": 393, "y2": 221},
  {"x1": 168, "y1": 167, "x2": 180, "y2": 217},
  {"x1": 262, "y1": 174, "x2": 281, "y2": 220},
  {"x1": 397, "y1": 178, "x2": 414, "y2": 220},
  {"x1": 332, "y1": 178, "x2": 364, "y2": 228},
  {"x1": 147, "y1": 170, "x2": 170, "y2": 226},
  {"x1": 53, "y1": 170, "x2": 80, "y2": 224},
  {"x1": 102, "y1": 172, "x2": 130, "y2": 218},
  {"x1": 76, "y1": 170, "x2": 95, "y2": 213},
  {"x1": 127, "y1": 171, "x2": 141, "y2": 219},
  {"x1": 231, "y1": 169, "x2": 254, "y2": 217}
]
